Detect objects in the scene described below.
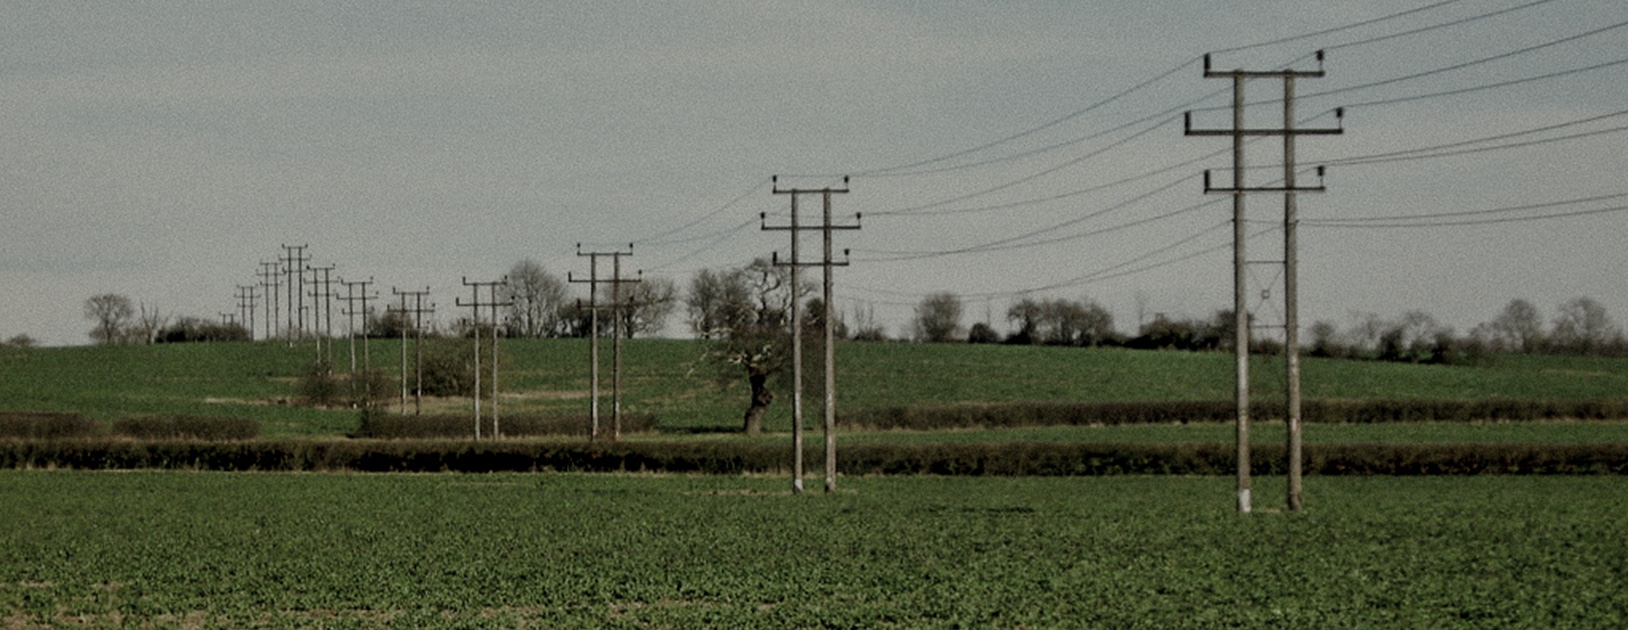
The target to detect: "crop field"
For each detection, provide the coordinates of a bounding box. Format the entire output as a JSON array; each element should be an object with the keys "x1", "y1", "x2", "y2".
[
  {"x1": 3, "y1": 339, "x2": 1627, "y2": 438},
  {"x1": 3, "y1": 471, "x2": 1626, "y2": 627}
]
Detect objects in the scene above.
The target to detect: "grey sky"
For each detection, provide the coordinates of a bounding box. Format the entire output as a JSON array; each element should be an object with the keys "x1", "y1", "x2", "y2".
[{"x1": 3, "y1": 1, "x2": 1625, "y2": 346}]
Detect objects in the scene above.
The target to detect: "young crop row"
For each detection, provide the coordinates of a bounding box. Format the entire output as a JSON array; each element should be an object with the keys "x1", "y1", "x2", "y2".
[
  {"x1": 3, "y1": 473, "x2": 1625, "y2": 627},
  {"x1": 4, "y1": 438, "x2": 1627, "y2": 475}
]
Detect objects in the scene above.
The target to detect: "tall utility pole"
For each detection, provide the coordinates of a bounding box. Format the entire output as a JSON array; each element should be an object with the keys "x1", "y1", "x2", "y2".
[
  {"x1": 235, "y1": 285, "x2": 257, "y2": 341},
  {"x1": 487, "y1": 281, "x2": 513, "y2": 437},
  {"x1": 309, "y1": 264, "x2": 337, "y2": 365},
  {"x1": 393, "y1": 287, "x2": 433, "y2": 415},
  {"x1": 766, "y1": 176, "x2": 857, "y2": 494},
  {"x1": 280, "y1": 244, "x2": 308, "y2": 343},
  {"x1": 570, "y1": 244, "x2": 636, "y2": 441},
  {"x1": 1185, "y1": 51, "x2": 1341, "y2": 513},
  {"x1": 258, "y1": 261, "x2": 280, "y2": 342},
  {"x1": 338, "y1": 278, "x2": 378, "y2": 376},
  {"x1": 458, "y1": 277, "x2": 509, "y2": 440}
]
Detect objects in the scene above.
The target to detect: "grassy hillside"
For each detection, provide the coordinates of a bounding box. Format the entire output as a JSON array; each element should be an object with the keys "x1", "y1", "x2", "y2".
[{"x1": 2, "y1": 339, "x2": 1626, "y2": 437}]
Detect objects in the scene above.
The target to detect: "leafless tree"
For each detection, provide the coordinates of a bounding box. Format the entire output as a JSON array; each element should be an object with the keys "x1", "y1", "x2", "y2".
[
  {"x1": 1552, "y1": 296, "x2": 1616, "y2": 354},
  {"x1": 619, "y1": 276, "x2": 678, "y2": 338},
  {"x1": 84, "y1": 294, "x2": 135, "y2": 345},
  {"x1": 502, "y1": 259, "x2": 569, "y2": 338},
  {"x1": 912, "y1": 292, "x2": 964, "y2": 343},
  {"x1": 1488, "y1": 298, "x2": 1544, "y2": 353},
  {"x1": 687, "y1": 259, "x2": 806, "y2": 434}
]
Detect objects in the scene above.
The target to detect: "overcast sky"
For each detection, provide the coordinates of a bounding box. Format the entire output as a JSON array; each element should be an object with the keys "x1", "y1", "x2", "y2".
[{"x1": 3, "y1": 0, "x2": 1626, "y2": 346}]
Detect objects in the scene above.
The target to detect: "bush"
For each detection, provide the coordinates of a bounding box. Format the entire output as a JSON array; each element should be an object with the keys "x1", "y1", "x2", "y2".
[
  {"x1": 297, "y1": 363, "x2": 397, "y2": 409},
  {"x1": 111, "y1": 416, "x2": 260, "y2": 441},
  {"x1": 0, "y1": 412, "x2": 103, "y2": 439},
  {"x1": 354, "y1": 412, "x2": 660, "y2": 439}
]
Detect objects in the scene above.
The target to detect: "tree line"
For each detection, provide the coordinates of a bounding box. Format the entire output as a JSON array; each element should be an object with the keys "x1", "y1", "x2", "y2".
[{"x1": 902, "y1": 292, "x2": 1628, "y2": 362}]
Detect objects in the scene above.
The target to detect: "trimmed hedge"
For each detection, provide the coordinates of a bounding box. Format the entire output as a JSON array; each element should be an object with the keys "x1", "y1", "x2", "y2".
[
  {"x1": 0, "y1": 412, "x2": 102, "y2": 439},
  {"x1": 111, "y1": 415, "x2": 261, "y2": 441},
  {"x1": 0, "y1": 412, "x2": 260, "y2": 441},
  {"x1": 840, "y1": 399, "x2": 1628, "y2": 431},
  {"x1": 3, "y1": 439, "x2": 1626, "y2": 475},
  {"x1": 354, "y1": 413, "x2": 660, "y2": 439}
]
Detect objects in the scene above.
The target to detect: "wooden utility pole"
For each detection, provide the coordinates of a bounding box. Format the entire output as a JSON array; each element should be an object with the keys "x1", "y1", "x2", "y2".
[
  {"x1": 1186, "y1": 51, "x2": 1341, "y2": 513},
  {"x1": 235, "y1": 285, "x2": 257, "y2": 341},
  {"x1": 258, "y1": 261, "x2": 280, "y2": 342},
  {"x1": 570, "y1": 245, "x2": 637, "y2": 441},
  {"x1": 280, "y1": 245, "x2": 308, "y2": 343},
  {"x1": 767, "y1": 176, "x2": 857, "y2": 494},
  {"x1": 393, "y1": 287, "x2": 433, "y2": 415},
  {"x1": 458, "y1": 277, "x2": 509, "y2": 440},
  {"x1": 309, "y1": 264, "x2": 337, "y2": 365}
]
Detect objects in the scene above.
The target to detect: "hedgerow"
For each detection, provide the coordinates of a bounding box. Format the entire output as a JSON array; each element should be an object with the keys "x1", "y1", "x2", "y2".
[
  {"x1": 0, "y1": 412, "x2": 259, "y2": 441},
  {"x1": 353, "y1": 412, "x2": 659, "y2": 439},
  {"x1": 111, "y1": 415, "x2": 261, "y2": 441},
  {"x1": 3, "y1": 439, "x2": 1626, "y2": 475},
  {"x1": 839, "y1": 399, "x2": 1628, "y2": 430}
]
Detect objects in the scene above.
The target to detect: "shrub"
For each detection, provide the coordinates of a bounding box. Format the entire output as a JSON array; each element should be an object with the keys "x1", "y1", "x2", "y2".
[
  {"x1": 111, "y1": 416, "x2": 261, "y2": 441},
  {"x1": 0, "y1": 412, "x2": 103, "y2": 439}
]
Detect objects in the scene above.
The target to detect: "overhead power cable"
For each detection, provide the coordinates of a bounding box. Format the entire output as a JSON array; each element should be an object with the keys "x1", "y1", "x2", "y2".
[
  {"x1": 1308, "y1": 193, "x2": 1628, "y2": 228},
  {"x1": 1305, "y1": 18, "x2": 1628, "y2": 101},
  {"x1": 855, "y1": 58, "x2": 1201, "y2": 177},
  {"x1": 1344, "y1": 55, "x2": 1628, "y2": 110},
  {"x1": 1209, "y1": 0, "x2": 1469, "y2": 55},
  {"x1": 1323, "y1": 0, "x2": 1559, "y2": 53}
]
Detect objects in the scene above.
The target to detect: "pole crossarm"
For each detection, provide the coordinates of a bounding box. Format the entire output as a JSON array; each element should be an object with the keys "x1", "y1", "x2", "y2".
[{"x1": 1202, "y1": 50, "x2": 1328, "y2": 78}]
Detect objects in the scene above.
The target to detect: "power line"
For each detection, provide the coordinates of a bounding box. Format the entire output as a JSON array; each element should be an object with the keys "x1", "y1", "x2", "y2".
[
  {"x1": 1344, "y1": 55, "x2": 1628, "y2": 110},
  {"x1": 1304, "y1": 18, "x2": 1628, "y2": 101},
  {"x1": 1332, "y1": 122, "x2": 1628, "y2": 167},
  {"x1": 1322, "y1": 0, "x2": 1559, "y2": 53},
  {"x1": 1210, "y1": 0, "x2": 1470, "y2": 55}
]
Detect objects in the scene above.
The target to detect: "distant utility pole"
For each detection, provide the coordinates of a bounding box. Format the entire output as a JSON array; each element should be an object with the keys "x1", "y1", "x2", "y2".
[
  {"x1": 570, "y1": 245, "x2": 637, "y2": 441},
  {"x1": 393, "y1": 287, "x2": 434, "y2": 415},
  {"x1": 766, "y1": 176, "x2": 858, "y2": 494},
  {"x1": 309, "y1": 264, "x2": 337, "y2": 365},
  {"x1": 258, "y1": 261, "x2": 280, "y2": 341},
  {"x1": 1185, "y1": 51, "x2": 1341, "y2": 513},
  {"x1": 280, "y1": 244, "x2": 308, "y2": 343},
  {"x1": 235, "y1": 285, "x2": 257, "y2": 341},
  {"x1": 458, "y1": 277, "x2": 510, "y2": 440},
  {"x1": 338, "y1": 277, "x2": 378, "y2": 380}
]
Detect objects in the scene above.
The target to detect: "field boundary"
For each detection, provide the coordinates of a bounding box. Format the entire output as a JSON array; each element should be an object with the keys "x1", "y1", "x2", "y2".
[
  {"x1": 3, "y1": 439, "x2": 1625, "y2": 475},
  {"x1": 839, "y1": 399, "x2": 1628, "y2": 430}
]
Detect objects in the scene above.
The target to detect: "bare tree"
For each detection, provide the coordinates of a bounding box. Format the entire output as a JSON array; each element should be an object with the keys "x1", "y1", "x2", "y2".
[
  {"x1": 502, "y1": 259, "x2": 569, "y2": 338},
  {"x1": 912, "y1": 292, "x2": 963, "y2": 343},
  {"x1": 84, "y1": 294, "x2": 135, "y2": 345},
  {"x1": 1488, "y1": 298, "x2": 1543, "y2": 353},
  {"x1": 687, "y1": 259, "x2": 805, "y2": 435},
  {"x1": 620, "y1": 276, "x2": 678, "y2": 338},
  {"x1": 133, "y1": 302, "x2": 170, "y2": 345},
  {"x1": 1552, "y1": 296, "x2": 1616, "y2": 354}
]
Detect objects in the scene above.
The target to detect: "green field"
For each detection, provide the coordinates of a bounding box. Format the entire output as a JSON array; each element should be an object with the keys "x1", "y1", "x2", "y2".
[
  {"x1": 3, "y1": 339, "x2": 1626, "y2": 439},
  {"x1": 2, "y1": 471, "x2": 1624, "y2": 627}
]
